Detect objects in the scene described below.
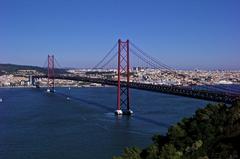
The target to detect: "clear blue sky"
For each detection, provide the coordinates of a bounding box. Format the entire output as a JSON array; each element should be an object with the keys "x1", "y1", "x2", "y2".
[{"x1": 0, "y1": 0, "x2": 239, "y2": 69}]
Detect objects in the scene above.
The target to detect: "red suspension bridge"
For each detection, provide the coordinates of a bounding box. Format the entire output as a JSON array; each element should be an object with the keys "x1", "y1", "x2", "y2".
[{"x1": 32, "y1": 39, "x2": 240, "y2": 115}]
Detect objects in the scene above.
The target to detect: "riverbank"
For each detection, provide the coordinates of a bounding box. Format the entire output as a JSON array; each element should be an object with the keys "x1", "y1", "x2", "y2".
[{"x1": 0, "y1": 85, "x2": 112, "y2": 89}]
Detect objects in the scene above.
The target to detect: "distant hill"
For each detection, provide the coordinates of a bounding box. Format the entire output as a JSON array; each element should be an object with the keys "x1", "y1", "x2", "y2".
[
  {"x1": 0, "y1": 63, "x2": 45, "y2": 73},
  {"x1": 0, "y1": 63, "x2": 68, "y2": 75}
]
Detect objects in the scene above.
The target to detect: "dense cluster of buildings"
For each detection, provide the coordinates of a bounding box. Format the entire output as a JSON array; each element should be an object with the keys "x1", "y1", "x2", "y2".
[
  {"x1": 0, "y1": 68, "x2": 239, "y2": 87},
  {"x1": 68, "y1": 68, "x2": 240, "y2": 86}
]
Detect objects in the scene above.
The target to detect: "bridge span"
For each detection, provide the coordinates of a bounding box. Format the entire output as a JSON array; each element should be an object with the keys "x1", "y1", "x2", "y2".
[
  {"x1": 33, "y1": 75, "x2": 239, "y2": 105},
  {"x1": 32, "y1": 39, "x2": 240, "y2": 115}
]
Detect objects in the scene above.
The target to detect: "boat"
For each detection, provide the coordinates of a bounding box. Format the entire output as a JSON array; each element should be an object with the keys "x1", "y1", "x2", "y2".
[
  {"x1": 46, "y1": 89, "x2": 55, "y2": 93},
  {"x1": 0, "y1": 98, "x2": 2, "y2": 102}
]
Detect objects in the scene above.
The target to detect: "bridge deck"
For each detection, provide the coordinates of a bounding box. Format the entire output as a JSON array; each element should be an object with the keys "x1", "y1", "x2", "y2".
[{"x1": 33, "y1": 75, "x2": 239, "y2": 104}]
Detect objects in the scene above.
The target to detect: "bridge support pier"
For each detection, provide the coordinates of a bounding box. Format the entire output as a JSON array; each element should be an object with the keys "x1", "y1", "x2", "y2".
[
  {"x1": 28, "y1": 75, "x2": 33, "y2": 86},
  {"x1": 47, "y1": 55, "x2": 55, "y2": 93},
  {"x1": 115, "y1": 39, "x2": 133, "y2": 116}
]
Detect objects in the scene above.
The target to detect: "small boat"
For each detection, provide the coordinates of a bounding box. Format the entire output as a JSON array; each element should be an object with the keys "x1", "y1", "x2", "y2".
[
  {"x1": 66, "y1": 97, "x2": 70, "y2": 100},
  {"x1": 46, "y1": 88, "x2": 55, "y2": 93},
  {"x1": 0, "y1": 98, "x2": 2, "y2": 102}
]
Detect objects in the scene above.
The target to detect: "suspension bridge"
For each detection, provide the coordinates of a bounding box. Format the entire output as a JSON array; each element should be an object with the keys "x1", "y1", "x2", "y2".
[{"x1": 32, "y1": 39, "x2": 240, "y2": 115}]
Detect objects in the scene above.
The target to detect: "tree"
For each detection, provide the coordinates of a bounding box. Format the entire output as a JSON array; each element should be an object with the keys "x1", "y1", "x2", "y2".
[
  {"x1": 113, "y1": 147, "x2": 141, "y2": 159},
  {"x1": 159, "y1": 144, "x2": 182, "y2": 159}
]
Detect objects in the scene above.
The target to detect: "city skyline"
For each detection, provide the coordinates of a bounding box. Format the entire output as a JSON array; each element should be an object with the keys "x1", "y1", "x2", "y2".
[{"x1": 0, "y1": 0, "x2": 240, "y2": 70}]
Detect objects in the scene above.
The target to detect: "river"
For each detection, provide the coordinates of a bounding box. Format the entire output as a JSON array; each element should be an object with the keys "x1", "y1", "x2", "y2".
[{"x1": 0, "y1": 87, "x2": 211, "y2": 159}]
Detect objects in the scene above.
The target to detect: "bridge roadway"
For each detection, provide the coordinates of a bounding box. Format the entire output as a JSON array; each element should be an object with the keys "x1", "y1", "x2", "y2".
[{"x1": 33, "y1": 75, "x2": 239, "y2": 104}]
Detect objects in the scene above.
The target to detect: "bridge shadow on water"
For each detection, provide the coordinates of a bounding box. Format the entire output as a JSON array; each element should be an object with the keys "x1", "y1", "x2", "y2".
[{"x1": 54, "y1": 91, "x2": 170, "y2": 129}]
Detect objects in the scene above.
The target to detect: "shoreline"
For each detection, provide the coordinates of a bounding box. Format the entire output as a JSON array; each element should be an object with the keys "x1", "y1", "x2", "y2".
[{"x1": 0, "y1": 85, "x2": 112, "y2": 89}]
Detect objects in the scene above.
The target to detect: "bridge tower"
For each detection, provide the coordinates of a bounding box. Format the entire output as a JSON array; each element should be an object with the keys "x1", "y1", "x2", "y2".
[
  {"x1": 115, "y1": 39, "x2": 133, "y2": 115},
  {"x1": 47, "y1": 55, "x2": 55, "y2": 93}
]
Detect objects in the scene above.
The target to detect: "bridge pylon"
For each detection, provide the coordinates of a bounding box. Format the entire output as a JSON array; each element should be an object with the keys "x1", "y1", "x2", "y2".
[
  {"x1": 47, "y1": 55, "x2": 55, "y2": 93},
  {"x1": 115, "y1": 39, "x2": 133, "y2": 115}
]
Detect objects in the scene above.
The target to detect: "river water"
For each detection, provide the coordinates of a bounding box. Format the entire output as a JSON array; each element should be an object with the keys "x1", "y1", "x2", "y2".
[{"x1": 0, "y1": 87, "x2": 210, "y2": 159}]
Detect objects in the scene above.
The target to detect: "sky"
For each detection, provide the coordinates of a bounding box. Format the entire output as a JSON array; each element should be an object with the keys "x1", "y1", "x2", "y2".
[{"x1": 0, "y1": 0, "x2": 240, "y2": 70}]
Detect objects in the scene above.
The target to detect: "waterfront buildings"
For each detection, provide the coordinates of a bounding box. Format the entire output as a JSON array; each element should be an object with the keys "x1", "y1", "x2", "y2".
[{"x1": 1, "y1": 68, "x2": 239, "y2": 87}]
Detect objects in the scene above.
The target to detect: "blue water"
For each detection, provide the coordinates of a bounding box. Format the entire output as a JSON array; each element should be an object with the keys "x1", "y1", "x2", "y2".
[{"x1": 0, "y1": 87, "x2": 210, "y2": 159}]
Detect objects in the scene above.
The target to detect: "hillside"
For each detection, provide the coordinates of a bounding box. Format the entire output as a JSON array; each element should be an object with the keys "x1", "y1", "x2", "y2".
[
  {"x1": 0, "y1": 63, "x2": 46, "y2": 74},
  {"x1": 113, "y1": 102, "x2": 240, "y2": 159},
  {"x1": 0, "y1": 63, "x2": 68, "y2": 75}
]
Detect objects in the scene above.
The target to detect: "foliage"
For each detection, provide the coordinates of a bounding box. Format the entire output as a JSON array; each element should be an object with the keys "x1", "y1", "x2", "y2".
[
  {"x1": 113, "y1": 147, "x2": 141, "y2": 159},
  {"x1": 114, "y1": 102, "x2": 240, "y2": 159},
  {"x1": 159, "y1": 144, "x2": 182, "y2": 159}
]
